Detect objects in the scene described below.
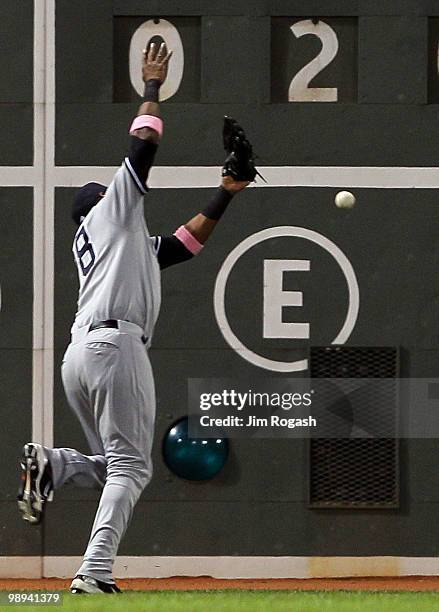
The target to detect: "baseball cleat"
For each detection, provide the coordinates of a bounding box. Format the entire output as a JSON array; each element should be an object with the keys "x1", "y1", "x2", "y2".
[
  {"x1": 17, "y1": 443, "x2": 53, "y2": 525},
  {"x1": 70, "y1": 575, "x2": 121, "y2": 594}
]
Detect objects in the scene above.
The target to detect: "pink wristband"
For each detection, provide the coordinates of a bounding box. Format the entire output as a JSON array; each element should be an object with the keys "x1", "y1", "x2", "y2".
[
  {"x1": 129, "y1": 115, "x2": 163, "y2": 137},
  {"x1": 174, "y1": 226, "x2": 204, "y2": 256}
]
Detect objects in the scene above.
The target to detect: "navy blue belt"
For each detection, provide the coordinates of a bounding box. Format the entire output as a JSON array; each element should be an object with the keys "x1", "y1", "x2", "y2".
[{"x1": 88, "y1": 320, "x2": 147, "y2": 345}]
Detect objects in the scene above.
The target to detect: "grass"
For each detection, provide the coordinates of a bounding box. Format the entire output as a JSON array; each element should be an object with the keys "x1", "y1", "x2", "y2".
[{"x1": 11, "y1": 590, "x2": 439, "y2": 611}]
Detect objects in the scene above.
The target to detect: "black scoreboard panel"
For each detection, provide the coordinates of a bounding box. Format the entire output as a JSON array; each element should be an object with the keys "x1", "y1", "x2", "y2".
[
  {"x1": 0, "y1": 2, "x2": 33, "y2": 164},
  {"x1": 58, "y1": 102, "x2": 439, "y2": 167},
  {"x1": 271, "y1": 17, "x2": 358, "y2": 103},
  {"x1": 428, "y1": 18, "x2": 439, "y2": 102},
  {"x1": 0, "y1": 188, "x2": 34, "y2": 555},
  {"x1": 57, "y1": 0, "x2": 439, "y2": 167},
  {"x1": 51, "y1": 183, "x2": 439, "y2": 555},
  {"x1": 0, "y1": 2, "x2": 35, "y2": 557},
  {"x1": 55, "y1": 185, "x2": 439, "y2": 373}
]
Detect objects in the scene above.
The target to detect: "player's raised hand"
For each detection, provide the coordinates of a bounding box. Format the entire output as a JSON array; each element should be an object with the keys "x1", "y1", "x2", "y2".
[
  {"x1": 221, "y1": 175, "x2": 251, "y2": 194},
  {"x1": 142, "y1": 42, "x2": 172, "y2": 84}
]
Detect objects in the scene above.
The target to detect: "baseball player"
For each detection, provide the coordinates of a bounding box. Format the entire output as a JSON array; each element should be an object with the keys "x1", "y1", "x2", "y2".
[{"x1": 17, "y1": 43, "x2": 258, "y2": 594}]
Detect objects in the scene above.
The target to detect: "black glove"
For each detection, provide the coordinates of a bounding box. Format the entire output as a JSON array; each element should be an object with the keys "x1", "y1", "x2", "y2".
[{"x1": 222, "y1": 116, "x2": 264, "y2": 182}]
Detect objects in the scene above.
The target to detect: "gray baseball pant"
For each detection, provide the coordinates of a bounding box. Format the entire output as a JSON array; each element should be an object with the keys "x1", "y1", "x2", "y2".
[{"x1": 46, "y1": 324, "x2": 155, "y2": 584}]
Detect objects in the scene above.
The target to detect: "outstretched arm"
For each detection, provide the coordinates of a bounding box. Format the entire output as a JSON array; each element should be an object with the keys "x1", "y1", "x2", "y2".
[
  {"x1": 98, "y1": 44, "x2": 172, "y2": 227},
  {"x1": 154, "y1": 176, "x2": 250, "y2": 270},
  {"x1": 127, "y1": 42, "x2": 172, "y2": 190},
  {"x1": 182, "y1": 175, "x2": 250, "y2": 243},
  {"x1": 153, "y1": 115, "x2": 258, "y2": 269},
  {"x1": 132, "y1": 42, "x2": 172, "y2": 140}
]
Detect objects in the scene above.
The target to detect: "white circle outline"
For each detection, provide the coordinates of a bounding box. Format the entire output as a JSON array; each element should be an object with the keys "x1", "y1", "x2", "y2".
[{"x1": 213, "y1": 226, "x2": 360, "y2": 372}]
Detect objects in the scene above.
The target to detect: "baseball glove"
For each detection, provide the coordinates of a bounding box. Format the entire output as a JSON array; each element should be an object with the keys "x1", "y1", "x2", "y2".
[{"x1": 222, "y1": 116, "x2": 265, "y2": 183}]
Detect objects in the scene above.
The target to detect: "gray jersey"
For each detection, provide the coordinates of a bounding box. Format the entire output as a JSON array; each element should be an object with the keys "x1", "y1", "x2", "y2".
[{"x1": 72, "y1": 159, "x2": 161, "y2": 345}]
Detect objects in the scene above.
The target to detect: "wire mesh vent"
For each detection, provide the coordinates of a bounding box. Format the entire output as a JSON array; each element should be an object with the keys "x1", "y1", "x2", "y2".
[{"x1": 309, "y1": 346, "x2": 399, "y2": 508}]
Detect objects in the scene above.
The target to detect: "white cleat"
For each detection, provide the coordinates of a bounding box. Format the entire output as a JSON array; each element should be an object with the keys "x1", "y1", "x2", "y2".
[
  {"x1": 17, "y1": 443, "x2": 53, "y2": 525},
  {"x1": 70, "y1": 575, "x2": 121, "y2": 594}
]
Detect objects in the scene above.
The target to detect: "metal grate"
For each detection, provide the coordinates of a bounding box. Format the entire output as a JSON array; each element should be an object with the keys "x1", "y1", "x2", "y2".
[{"x1": 309, "y1": 346, "x2": 399, "y2": 508}]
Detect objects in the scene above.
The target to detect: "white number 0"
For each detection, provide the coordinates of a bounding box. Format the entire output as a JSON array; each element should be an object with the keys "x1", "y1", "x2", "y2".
[
  {"x1": 288, "y1": 20, "x2": 339, "y2": 102},
  {"x1": 129, "y1": 19, "x2": 184, "y2": 101}
]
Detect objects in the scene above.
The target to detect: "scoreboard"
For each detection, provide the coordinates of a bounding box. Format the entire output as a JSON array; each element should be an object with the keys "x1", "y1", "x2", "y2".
[{"x1": 3, "y1": 0, "x2": 439, "y2": 573}]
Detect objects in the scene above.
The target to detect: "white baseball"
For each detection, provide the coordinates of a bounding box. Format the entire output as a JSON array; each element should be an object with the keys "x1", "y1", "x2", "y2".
[{"x1": 335, "y1": 191, "x2": 356, "y2": 209}]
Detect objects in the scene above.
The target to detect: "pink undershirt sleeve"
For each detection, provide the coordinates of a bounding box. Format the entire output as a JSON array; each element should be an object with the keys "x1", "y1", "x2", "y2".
[
  {"x1": 129, "y1": 114, "x2": 163, "y2": 137},
  {"x1": 174, "y1": 225, "x2": 204, "y2": 255}
]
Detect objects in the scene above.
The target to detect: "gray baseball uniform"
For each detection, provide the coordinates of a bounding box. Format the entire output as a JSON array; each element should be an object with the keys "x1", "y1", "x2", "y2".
[
  {"x1": 46, "y1": 158, "x2": 163, "y2": 584},
  {"x1": 40, "y1": 116, "x2": 218, "y2": 582}
]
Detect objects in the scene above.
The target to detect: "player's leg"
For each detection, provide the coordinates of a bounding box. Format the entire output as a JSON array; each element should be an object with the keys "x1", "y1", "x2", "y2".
[
  {"x1": 17, "y1": 443, "x2": 106, "y2": 525},
  {"x1": 74, "y1": 330, "x2": 155, "y2": 585},
  {"x1": 17, "y1": 342, "x2": 107, "y2": 525},
  {"x1": 46, "y1": 448, "x2": 106, "y2": 490},
  {"x1": 51, "y1": 347, "x2": 108, "y2": 489},
  {"x1": 50, "y1": 341, "x2": 108, "y2": 490}
]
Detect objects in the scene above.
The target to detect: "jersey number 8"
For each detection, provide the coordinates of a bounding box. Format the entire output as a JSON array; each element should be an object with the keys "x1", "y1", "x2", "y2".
[{"x1": 75, "y1": 228, "x2": 95, "y2": 276}]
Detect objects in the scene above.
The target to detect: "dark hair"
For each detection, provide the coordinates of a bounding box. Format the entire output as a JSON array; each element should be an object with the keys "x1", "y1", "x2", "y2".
[{"x1": 72, "y1": 182, "x2": 107, "y2": 225}]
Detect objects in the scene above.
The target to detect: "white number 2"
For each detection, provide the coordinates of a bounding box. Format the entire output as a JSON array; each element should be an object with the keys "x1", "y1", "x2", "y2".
[
  {"x1": 129, "y1": 19, "x2": 184, "y2": 101},
  {"x1": 288, "y1": 20, "x2": 339, "y2": 102}
]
